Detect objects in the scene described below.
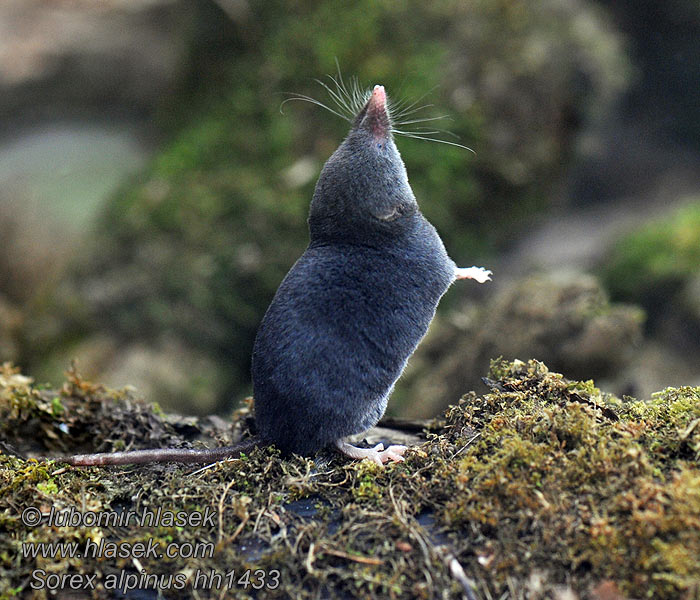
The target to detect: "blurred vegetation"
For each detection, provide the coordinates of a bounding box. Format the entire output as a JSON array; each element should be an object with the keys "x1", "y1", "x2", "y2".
[
  {"x1": 26, "y1": 0, "x2": 630, "y2": 411},
  {"x1": 602, "y1": 200, "x2": 700, "y2": 330}
]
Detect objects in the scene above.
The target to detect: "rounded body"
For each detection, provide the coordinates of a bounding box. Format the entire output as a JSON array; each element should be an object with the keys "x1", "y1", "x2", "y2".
[{"x1": 252, "y1": 212, "x2": 455, "y2": 455}]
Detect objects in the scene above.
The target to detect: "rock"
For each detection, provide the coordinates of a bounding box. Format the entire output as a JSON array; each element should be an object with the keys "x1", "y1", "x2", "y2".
[
  {"x1": 0, "y1": 0, "x2": 193, "y2": 119},
  {"x1": 395, "y1": 271, "x2": 644, "y2": 417}
]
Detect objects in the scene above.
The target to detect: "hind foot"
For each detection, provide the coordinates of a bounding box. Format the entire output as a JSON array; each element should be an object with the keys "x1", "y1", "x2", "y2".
[
  {"x1": 335, "y1": 441, "x2": 408, "y2": 467},
  {"x1": 455, "y1": 266, "x2": 492, "y2": 283}
]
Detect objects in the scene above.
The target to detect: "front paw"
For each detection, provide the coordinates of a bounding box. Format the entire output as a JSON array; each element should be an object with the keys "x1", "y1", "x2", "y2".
[{"x1": 455, "y1": 266, "x2": 492, "y2": 283}]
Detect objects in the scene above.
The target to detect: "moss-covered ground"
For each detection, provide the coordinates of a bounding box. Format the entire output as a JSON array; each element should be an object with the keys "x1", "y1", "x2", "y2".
[{"x1": 1, "y1": 359, "x2": 698, "y2": 599}]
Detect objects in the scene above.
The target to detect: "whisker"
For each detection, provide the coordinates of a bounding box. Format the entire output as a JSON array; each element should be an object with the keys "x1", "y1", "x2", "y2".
[
  {"x1": 390, "y1": 75, "x2": 412, "y2": 111},
  {"x1": 387, "y1": 94, "x2": 417, "y2": 114},
  {"x1": 332, "y1": 59, "x2": 350, "y2": 102},
  {"x1": 393, "y1": 115, "x2": 450, "y2": 126},
  {"x1": 390, "y1": 103, "x2": 436, "y2": 121},
  {"x1": 314, "y1": 78, "x2": 354, "y2": 118},
  {"x1": 389, "y1": 86, "x2": 438, "y2": 118},
  {"x1": 325, "y1": 75, "x2": 352, "y2": 113},
  {"x1": 281, "y1": 66, "x2": 474, "y2": 153},
  {"x1": 396, "y1": 125, "x2": 463, "y2": 140},
  {"x1": 352, "y1": 79, "x2": 370, "y2": 112},
  {"x1": 392, "y1": 128, "x2": 442, "y2": 135},
  {"x1": 332, "y1": 59, "x2": 358, "y2": 112},
  {"x1": 392, "y1": 130, "x2": 475, "y2": 153},
  {"x1": 387, "y1": 84, "x2": 422, "y2": 113},
  {"x1": 330, "y1": 66, "x2": 362, "y2": 114},
  {"x1": 280, "y1": 94, "x2": 352, "y2": 122}
]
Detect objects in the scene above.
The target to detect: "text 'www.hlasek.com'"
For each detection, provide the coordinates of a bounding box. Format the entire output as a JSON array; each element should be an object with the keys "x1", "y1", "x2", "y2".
[{"x1": 21, "y1": 505, "x2": 281, "y2": 593}]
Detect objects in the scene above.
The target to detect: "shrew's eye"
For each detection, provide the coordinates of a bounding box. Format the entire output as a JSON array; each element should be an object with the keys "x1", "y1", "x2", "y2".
[
  {"x1": 377, "y1": 143, "x2": 382, "y2": 149},
  {"x1": 376, "y1": 207, "x2": 400, "y2": 221}
]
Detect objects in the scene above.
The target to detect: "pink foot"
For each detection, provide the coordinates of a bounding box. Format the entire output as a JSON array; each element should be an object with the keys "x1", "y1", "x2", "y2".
[
  {"x1": 335, "y1": 441, "x2": 408, "y2": 467},
  {"x1": 455, "y1": 266, "x2": 492, "y2": 283}
]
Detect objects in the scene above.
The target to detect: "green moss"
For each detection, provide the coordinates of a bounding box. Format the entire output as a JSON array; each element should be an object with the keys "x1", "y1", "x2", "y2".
[
  {"x1": 50, "y1": 396, "x2": 64, "y2": 417},
  {"x1": 603, "y1": 200, "x2": 700, "y2": 310},
  {"x1": 436, "y1": 360, "x2": 700, "y2": 598},
  {"x1": 3, "y1": 360, "x2": 698, "y2": 598},
  {"x1": 35, "y1": 479, "x2": 58, "y2": 496},
  {"x1": 350, "y1": 463, "x2": 385, "y2": 503}
]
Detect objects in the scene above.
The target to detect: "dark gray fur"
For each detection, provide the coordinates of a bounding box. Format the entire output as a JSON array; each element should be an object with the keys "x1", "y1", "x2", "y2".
[{"x1": 252, "y1": 92, "x2": 457, "y2": 456}]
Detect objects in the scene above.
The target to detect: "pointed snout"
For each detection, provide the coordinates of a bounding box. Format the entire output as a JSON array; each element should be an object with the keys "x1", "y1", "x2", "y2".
[
  {"x1": 366, "y1": 84, "x2": 390, "y2": 139},
  {"x1": 368, "y1": 85, "x2": 386, "y2": 112}
]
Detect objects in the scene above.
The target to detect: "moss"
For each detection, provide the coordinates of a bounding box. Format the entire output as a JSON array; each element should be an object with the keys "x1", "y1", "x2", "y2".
[
  {"x1": 436, "y1": 360, "x2": 700, "y2": 598},
  {"x1": 350, "y1": 462, "x2": 385, "y2": 503},
  {"x1": 603, "y1": 200, "x2": 700, "y2": 316},
  {"x1": 2, "y1": 360, "x2": 698, "y2": 598}
]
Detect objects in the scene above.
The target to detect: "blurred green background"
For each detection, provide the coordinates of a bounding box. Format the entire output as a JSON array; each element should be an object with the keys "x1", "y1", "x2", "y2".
[{"x1": 0, "y1": 0, "x2": 698, "y2": 416}]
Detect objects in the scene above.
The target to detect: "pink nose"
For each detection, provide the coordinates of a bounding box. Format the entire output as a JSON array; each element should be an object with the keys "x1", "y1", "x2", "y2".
[
  {"x1": 369, "y1": 85, "x2": 386, "y2": 110},
  {"x1": 366, "y1": 84, "x2": 390, "y2": 139}
]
